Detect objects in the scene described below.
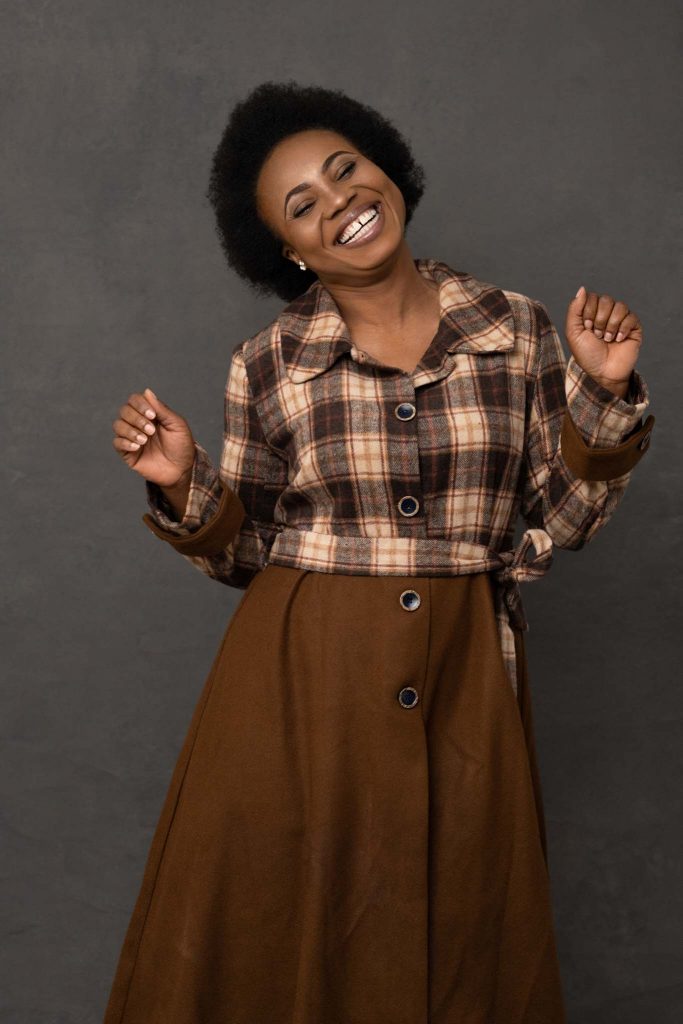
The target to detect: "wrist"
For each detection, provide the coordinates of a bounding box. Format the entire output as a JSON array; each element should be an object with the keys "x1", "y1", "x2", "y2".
[
  {"x1": 158, "y1": 469, "x2": 193, "y2": 522},
  {"x1": 172, "y1": 465, "x2": 194, "y2": 487},
  {"x1": 165, "y1": 454, "x2": 196, "y2": 490},
  {"x1": 161, "y1": 471, "x2": 192, "y2": 499},
  {"x1": 590, "y1": 373, "x2": 631, "y2": 401}
]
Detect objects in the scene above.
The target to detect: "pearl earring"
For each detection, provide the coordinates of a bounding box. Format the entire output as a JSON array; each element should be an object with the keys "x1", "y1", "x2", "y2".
[{"x1": 297, "y1": 260, "x2": 306, "y2": 271}]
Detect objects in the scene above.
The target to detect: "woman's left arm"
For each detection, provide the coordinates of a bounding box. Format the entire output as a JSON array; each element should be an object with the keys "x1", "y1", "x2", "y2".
[{"x1": 519, "y1": 287, "x2": 655, "y2": 548}]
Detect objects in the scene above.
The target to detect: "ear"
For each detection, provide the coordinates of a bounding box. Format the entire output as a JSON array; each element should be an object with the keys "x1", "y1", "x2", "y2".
[{"x1": 282, "y1": 245, "x2": 298, "y2": 264}]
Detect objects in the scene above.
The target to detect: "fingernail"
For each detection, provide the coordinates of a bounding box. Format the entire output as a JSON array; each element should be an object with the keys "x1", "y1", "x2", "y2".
[
  {"x1": 575, "y1": 286, "x2": 584, "y2": 298},
  {"x1": 616, "y1": 331, "x2": 625, "y2": 342},
  {"x1": 584, "y1": 318, "x2": 593, "y2": 329},
  {"x1": 604, "y1": 331, "x2": 613, "y2": 342},
  {"x1": 594, "y1": 328, "x2": 603, "y2": 338},
  {"x1": 144, "y1": 408, "x2": 156, "y2": 419}
]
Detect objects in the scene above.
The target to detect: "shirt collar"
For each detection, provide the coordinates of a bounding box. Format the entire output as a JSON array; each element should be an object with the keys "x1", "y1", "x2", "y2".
[{"x1": 278, "y1": 258, "x2": 516, "y2": 384}]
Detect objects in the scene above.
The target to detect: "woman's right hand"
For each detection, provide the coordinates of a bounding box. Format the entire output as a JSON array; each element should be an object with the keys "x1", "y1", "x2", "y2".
[{"x1": 112, "y1": 387, "x2": 196, "y2": 488}]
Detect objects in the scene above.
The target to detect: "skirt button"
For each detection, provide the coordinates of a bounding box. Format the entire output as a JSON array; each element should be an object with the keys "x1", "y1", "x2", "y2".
[
  {"x1": 397, "y1": 686, "x2": 419, "y2": 708},
  {"x1": 399, "y1": 589, "x2": 421, "y2": 611}
]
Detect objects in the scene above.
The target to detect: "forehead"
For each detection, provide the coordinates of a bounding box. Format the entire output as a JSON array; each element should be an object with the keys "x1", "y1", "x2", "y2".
[{"x1": 258, "y1": 129, "x2": 357, "y2": 187}]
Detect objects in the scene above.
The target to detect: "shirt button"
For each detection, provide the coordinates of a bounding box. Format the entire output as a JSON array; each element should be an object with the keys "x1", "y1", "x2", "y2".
[
  {"x1": 397, "y1": 686, "x2": 419, "y2": 708},
  {"x1": 395, "y1": 402, "x2": 416, "y2": 421},
  {"x1": 399, "y1": 589, "x2": 421, "y2": 611},
  {"x1": 638, "y1": 432, "x2": 650, "y2": 450},
  {"x1": 398, "y1": 495, "x2": 420, "y2": 517}
]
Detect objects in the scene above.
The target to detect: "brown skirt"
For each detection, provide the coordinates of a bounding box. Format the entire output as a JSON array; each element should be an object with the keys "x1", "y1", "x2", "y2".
[{"x1": 103, "y1": 565, "x2": 566, "y2": 1024}]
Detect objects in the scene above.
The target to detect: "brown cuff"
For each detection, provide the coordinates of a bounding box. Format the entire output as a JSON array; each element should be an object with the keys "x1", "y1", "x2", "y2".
[
  {"x1": 142, "y1": 477, "x2": 246, "y2": 556},
  {"x1": 560, "y1": 409, "x2": 655, "y2": 481}
]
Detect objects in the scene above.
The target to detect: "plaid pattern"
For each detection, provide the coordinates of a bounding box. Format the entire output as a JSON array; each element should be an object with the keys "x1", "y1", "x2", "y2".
[{"x1": 143, "y1": 259, "x2": 655, "y2": 695}]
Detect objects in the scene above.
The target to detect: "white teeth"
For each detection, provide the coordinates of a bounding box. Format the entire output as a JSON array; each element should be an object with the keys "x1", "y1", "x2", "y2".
[{"x1": 337, "y1": 204, "x2": 378, "y2": 244}]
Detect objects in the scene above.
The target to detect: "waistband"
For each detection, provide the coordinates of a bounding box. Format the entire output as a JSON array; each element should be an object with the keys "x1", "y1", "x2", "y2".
[{"x1": 267, "y1": 527, "x2": 554, "y2": 632}]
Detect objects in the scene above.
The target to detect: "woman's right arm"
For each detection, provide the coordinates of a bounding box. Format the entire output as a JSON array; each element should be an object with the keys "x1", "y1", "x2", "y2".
[{"x1": 113, "y1": 344, "x2": 290, "y2": 589}]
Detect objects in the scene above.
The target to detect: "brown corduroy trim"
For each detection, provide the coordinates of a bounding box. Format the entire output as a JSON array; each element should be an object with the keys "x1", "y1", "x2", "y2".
[
  {"x1": 141, "y1": 478, "x2": 246, "y2": 556},
  {"x1": 560, "y1": 409, "x2": 655, "y2": 481}
]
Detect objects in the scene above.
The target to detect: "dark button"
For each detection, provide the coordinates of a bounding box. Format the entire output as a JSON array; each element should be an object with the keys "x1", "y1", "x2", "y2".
[
  {"x1": 397, "y1": 686, "x2": 419, "y2": 708},
  {"x1": 395, "y1": 402, "x2": 416, "y2": 421},
  {"x1": 398, "y1": 495, "x2": 420, "y2": 517},
  {"x1": 638, "y1": 432, "x2": 651, "y2": 450},
  {"x1": 399, "y1": 589, "x2": 421, "y2": 611}
]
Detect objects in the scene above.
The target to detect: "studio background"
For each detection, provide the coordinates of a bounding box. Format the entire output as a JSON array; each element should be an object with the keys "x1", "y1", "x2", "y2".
[{"x1": 2, "y1": 1, "x2": 681, "y2": 1021}]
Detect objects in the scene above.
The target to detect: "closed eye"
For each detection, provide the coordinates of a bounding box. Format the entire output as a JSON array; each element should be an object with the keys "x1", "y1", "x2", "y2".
[{"x1": 293, "y1": 161, "x2": 357, "y2": 218}]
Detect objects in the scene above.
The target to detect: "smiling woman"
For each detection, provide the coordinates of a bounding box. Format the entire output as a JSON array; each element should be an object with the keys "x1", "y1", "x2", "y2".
[{"x1": 105, "y1": 79, "x2": 654, "y2": 1024}]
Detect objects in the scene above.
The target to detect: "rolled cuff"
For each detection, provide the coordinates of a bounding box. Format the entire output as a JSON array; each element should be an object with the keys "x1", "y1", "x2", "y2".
[
  {"x1": 144, "y1": 441, "x2": 215, "y2": 532},
  {"x1": 142, "y1": 476, "x2": 247, "y2": 556},
  {"x1": 560, "y1": 408, "x2": 655, "y2": 480},
  {"x1": 565, "y1": 355, "x2": 651, "y2": 448}
]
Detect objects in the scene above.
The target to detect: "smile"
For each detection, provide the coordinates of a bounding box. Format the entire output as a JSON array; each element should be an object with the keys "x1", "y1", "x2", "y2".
[{"x1": 335, "y1": 203, "x2": 384, "y2": 246}]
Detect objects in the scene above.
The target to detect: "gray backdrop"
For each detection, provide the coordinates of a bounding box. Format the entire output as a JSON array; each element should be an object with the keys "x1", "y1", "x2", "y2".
[{"x1": 2, "y1": 1, "x2": 681, "y2": 1021}]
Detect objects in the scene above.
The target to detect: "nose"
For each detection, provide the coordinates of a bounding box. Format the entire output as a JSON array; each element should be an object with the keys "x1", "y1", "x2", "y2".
[{"x1": 327, "y1": 188, "x2": 356, "y2": 218}]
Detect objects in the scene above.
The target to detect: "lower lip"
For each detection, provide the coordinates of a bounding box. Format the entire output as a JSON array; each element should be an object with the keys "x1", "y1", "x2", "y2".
[{"x1": 335, "y1": 203, "x2": 384, "y2": 248}]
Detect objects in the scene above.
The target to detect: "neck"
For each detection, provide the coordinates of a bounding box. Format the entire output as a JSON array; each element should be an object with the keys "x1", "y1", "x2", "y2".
[{"x1": 317, "y1": 243, "x2": 438, "y2": 331}]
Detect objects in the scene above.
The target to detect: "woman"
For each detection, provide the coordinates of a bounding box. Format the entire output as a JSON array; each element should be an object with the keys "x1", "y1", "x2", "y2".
[{"x1": 105, "y1": 82, "x2": 655, "y2": 1023}]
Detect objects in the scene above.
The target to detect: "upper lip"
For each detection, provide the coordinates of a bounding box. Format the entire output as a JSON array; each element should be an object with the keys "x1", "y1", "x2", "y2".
[{"x1": 333, "y1": 201, "x2": 380, "y2": 244}]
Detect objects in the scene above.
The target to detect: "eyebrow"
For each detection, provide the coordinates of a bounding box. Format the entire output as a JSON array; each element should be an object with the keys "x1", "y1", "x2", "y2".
[{"x1": 283, "y1": 150, "x2": 356, "y2": 216}]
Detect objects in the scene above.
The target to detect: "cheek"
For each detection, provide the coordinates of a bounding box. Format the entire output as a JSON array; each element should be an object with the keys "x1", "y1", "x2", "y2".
[
  {"x1": 295, "y1": 221, "x2": 325, "y2": 254},
  {"x1": 383, "y1": 178, "x2": 406, "y2": 220}
]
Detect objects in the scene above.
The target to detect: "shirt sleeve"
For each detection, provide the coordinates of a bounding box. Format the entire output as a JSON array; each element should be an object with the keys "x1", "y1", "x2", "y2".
[
  {"x1": 519, "y1": 299, "x2": 655, "y2": 549},
  {"x1": 140, "y1": 344, "x2": 289, "y2": 588}
]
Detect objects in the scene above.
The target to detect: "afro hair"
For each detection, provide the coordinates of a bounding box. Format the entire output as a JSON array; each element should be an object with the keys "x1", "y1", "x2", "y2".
[{"x1": 205, "y1": 80, "x2": 427, "y2": 302}]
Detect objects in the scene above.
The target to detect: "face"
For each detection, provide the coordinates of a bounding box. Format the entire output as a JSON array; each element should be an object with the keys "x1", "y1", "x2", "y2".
[{"x1": 255, "y1": 129, "x2": 407, "y2": 285}]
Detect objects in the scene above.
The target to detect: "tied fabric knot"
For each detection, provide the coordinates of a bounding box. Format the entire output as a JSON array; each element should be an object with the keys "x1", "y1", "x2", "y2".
[{"x1": 491, "y1": 528, "x2": 554, "y2": 631}]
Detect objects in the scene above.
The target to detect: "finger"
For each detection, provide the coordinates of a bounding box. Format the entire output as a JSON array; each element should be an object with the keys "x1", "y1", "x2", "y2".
[
  {"x1": 142, "y1": 387, "x2": 177, "y2": 429},
  {"x1": 113, "y1": 435, "x2": 141, "y2": 454},
  {"x1": 615, "y1": 311, "x2": 639, "y2": 342},
  {"x1": 112, "y1": 417, "x2": 153, "y2": 447},
  {"x1": 582, "y1": 290, "x2": 599, "y2": 330},
  {"x1": 603, "y1": 300, "x2": 630, "y2": 342},
  {"x1": 593, "y1": 294, "x2": 615, "y2": 338},
  {"x1": 125, "y1": 391, "x2": 157, "y2": 421},
  {"x1": 118, "y1": 402, "x2": 157, "y2": 436}
]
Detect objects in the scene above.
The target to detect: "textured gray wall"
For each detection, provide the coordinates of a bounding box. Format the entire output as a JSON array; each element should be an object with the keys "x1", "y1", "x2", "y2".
[{"x1": 2, "y1": 1, "x2": 681, "y2": 1021}]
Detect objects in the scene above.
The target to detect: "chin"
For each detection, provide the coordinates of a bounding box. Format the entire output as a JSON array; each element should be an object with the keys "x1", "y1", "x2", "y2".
[{"x1": 348, "y1": 235, "x2": 404, "y2": 266}]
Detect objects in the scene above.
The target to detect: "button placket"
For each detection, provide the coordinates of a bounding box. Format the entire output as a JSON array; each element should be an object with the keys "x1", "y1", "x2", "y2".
[
  {"x1": 392, "y1": 387, "x2": 423, "y2": 526},
  {"x1": 395, "y1": 586, "x2": 422, "y2": 707}
]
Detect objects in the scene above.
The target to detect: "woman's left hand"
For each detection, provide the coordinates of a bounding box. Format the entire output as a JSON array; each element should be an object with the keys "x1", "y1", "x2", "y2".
[{"x1": 564, "y1": 286, "x2": 643, "y2": 398}]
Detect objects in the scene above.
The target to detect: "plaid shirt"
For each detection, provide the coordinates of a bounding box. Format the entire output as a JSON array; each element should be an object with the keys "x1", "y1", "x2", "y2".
[{"x1": 143, "y1": 258, "x2": 655, "y2": 695}]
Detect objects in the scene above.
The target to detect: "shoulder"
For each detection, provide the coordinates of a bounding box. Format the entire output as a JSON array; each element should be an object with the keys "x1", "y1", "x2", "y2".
[
  {"x1": 229, "y1": 314, "x2": 281, "y2": 367},
  {"x1": 433, "y1": 259, "x2": 552, "y2": 339},
  {"x1": 450, "y1": 265, "x2": 554, "y2": 375},
  {"x1": 224, "y1": 310, "x2": 288, "y2": 403},
  {"x1": 221, "y1": 309, "x2": 283, "y2": 383},
  {"x1": 489, "y1": 280, "x2": 552, "y2": 338}
]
